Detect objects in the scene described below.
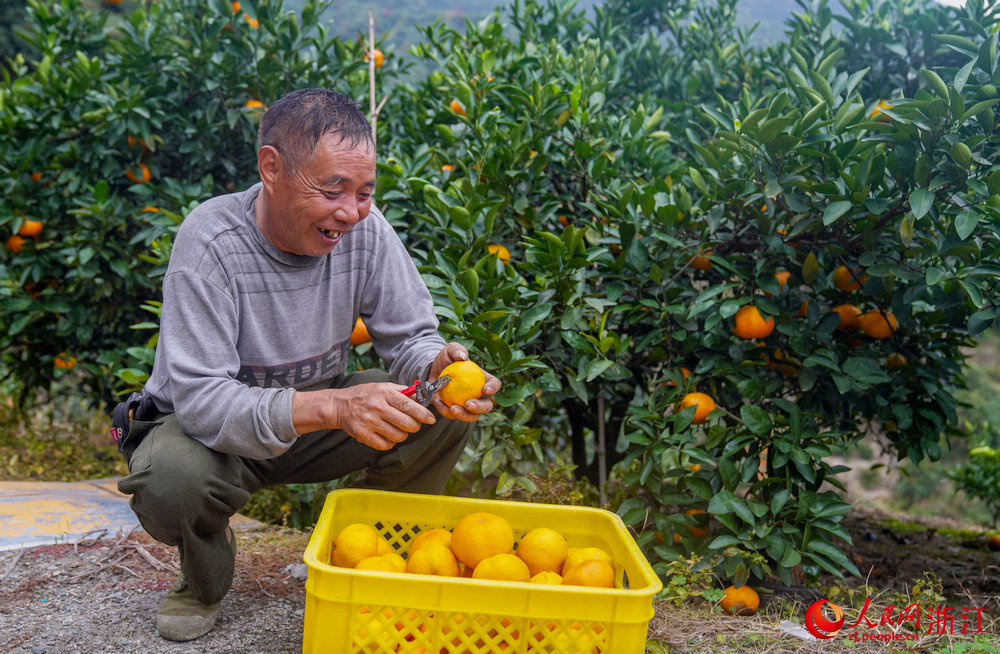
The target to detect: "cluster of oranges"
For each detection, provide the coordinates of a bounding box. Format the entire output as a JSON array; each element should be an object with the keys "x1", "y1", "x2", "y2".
[
  {"x1": 330, "y1": 512, "x2": 616, "y2": 589},
  {"x1": 676, "y1": 254, "x2": 904, "y2": 418},
  {"x1": 5, "y1": 216, "x2": 43, "y2": 254},
  {"x1": 125, "y1": 133, "x2": 153, "y2": 186}
]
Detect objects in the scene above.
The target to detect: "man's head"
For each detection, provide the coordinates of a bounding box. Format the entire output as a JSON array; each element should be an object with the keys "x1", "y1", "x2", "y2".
[
  {"x1": 255, "y1": 89, "x2": 377, "y2": 257},
  {"x1": 257, "y1": 89, "x2": 374, "y2": 173}
]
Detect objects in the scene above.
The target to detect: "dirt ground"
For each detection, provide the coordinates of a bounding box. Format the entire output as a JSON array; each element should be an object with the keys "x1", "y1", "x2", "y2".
[
  {"x1": 0, "y1": 508, "x2": 998, "y2": 654},
  {"x1": 0, "y1": 526, "x2": 311, "y2": 654}
]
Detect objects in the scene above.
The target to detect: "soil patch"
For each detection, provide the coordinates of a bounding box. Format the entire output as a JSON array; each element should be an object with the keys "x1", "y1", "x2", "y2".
[{"x1": 0, "y1": 526, "x2": 310, "y2": 654}]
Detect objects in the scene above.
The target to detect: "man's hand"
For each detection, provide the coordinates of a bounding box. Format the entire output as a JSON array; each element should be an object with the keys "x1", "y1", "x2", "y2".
[
  {"x1": 429, "y1": 342, "x2": 502, "y2": 422},
  {"x1": 292, "y1": 383, "x2": 436, "y2": 451}
]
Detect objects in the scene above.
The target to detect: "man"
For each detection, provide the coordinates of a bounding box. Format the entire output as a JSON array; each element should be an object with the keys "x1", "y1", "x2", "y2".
[{"x1": 116, "y1": 88, "x2": 500, "y2": 642}]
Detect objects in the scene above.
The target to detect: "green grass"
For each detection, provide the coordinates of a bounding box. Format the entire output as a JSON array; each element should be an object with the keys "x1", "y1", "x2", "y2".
[{"x1": 0, "y1": 383, "x2": 126, "y2": 482}]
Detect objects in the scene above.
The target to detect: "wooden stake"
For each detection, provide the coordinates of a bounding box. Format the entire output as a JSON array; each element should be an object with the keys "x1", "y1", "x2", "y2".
[{"x1": 597, "y1": 396, "x2": 607, "y2": 505}]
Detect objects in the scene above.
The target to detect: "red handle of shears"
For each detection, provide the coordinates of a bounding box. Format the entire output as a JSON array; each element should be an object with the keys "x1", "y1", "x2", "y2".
[{"x1": 400, "y1": 380, "x2": 421, "y2": 397}]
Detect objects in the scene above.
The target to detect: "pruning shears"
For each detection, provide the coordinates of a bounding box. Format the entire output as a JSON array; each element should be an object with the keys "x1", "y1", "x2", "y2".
[{"x1": 400, "y1": 375, "x2": 451, "y2": 406}]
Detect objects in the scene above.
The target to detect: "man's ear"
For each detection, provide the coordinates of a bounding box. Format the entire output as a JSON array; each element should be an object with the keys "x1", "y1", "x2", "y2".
[{"x1": 257, "y1": 145, "x2": 282, "y2": 193}]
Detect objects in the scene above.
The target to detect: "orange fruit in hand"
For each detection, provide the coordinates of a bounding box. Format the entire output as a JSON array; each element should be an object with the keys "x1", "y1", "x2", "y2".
[
  {"x1": 859, "y1": 310, "x2": 897, "y2": 339},
  {"x1": 331, "y1": 523, "x2": 380, "y2": 568},
  {"x1": 833, "y1": 265, "x2": 866, "y2": 292},
  {"x1": 451, "y1": 512, "x2": 514, "y2": 569},
  {"x1": 487, "y1": 243, "x2": 510, "y2": 265},
  {"x1": 733, "y1": 305, "x2": 775, "y2": 339},
  {"x1": 471, "y1": 553, "x2": 530, "y2": 582},
  {"x1": 125, "y1": 163, "x2": 152, "y2": 184},
  {"x1": 515, "y1": 527, "x2": 568, "y2": 577},
  {"x1": 680, "y1": 392, "x2": 716, "y2": 425},
  {"x1": 406, "y1": 543, "x2": 460, "y2": 577},
  {"x1": 832, "y1": 304, "x2": 862, "y2": 332},
  {"x1": 449, "y1": 99, "x2": 466, "y2": 116},
  {"x1": 562, "y1": 559, "x2": 615, "y2": 588},
  {"x1": 18, "y1": 220, "x2": 43, "y2": 237},
  {"x1": 720, "y1": 585, "x2": 760, "y2": 615},
  {"x1": 5, "y1": 235, "x2": 26, "y2": 253},
  {"x1": 437, "y1": 360, "x2": 486, "y2": 408},
  {"x1": 350, "y1": 317, "x2": 370, "y2": 346},
  {"x1": 689, "y1": 250, "x2": 712, "y2": 270},
  {"x1": 408, "y1": 527, "x2": 452, "y2": 555},
  {"x1": 364, "y1": 48, "x2": 384, "y2": 68}
]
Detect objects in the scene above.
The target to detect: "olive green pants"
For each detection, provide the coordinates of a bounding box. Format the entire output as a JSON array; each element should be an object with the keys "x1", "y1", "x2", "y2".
[{"x1": 117, "y1": 370, "x2": 472, "y2": 605}]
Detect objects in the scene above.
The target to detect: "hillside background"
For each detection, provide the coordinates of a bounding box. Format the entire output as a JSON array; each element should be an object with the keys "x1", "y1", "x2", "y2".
[{"x1": 291, "y1": 0, "x2": 805, "y2": 52}]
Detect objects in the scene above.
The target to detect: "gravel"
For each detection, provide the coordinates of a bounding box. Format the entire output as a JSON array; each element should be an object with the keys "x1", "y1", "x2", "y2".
[{"x1": 0, "y1": 526, "x2": 311, "y2": 654}]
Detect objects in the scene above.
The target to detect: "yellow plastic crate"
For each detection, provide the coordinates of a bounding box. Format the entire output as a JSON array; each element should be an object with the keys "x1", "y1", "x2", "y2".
[{"x1": 303, "y1": 489, "x2": 662, "y2": 654}]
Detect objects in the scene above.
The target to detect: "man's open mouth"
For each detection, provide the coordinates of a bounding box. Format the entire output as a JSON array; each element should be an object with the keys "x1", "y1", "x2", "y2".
[{"x1": 318, "y1": 228, "x2": 342, "y2": 240}]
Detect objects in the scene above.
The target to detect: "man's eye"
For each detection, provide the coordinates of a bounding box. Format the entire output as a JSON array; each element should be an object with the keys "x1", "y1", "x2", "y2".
[{"x1": 324, "y1": 191, "x2": 341, "y2": 199}]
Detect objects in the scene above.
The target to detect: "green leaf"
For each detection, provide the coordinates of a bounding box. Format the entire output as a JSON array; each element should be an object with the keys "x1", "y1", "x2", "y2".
[
  {"x1": 686, "y1": 475, "x2": 714, "y2": 500},
  {"x1": 740, "y1": 405, "x2": 773, "y2": 437},
  {"x1": 823, "y1": 201, "x2": 851, "y2": 226},
  {"x1": 616, "y1": 497, "x2": 647, "y2": 526},
  {"x1": 771, "y1": 489, "x2": 791, "y2": 514},
  {"x1": 708, "y1": 535, "x2": 742, "y2": 550},
  {"x1": 781, "y1": 547, "x2": 802, "y2": 567},
  {"x1": 960, "y1": 279, "x2": 985, "y2": 308},
  {"x1": 585, "y1": 359, "x2": 614, "y2": 382},
  {"x1": 921, "y1": 69, "x2": 949, "y2": 97},
  {"x1": 481, "y1": 445, "x2": 505, "y2": 477},
  {"x1": 955, "y1": 212, "x2": 979, "y2": 240},
  {"x1": 909, "y1": 189, "x2": 934, "y2": 219},
  {"x1": 926, "y1": 266, "x2": 950, "y2": 286},
  {"x1": 950, "y1": 142, "x2": 972, "y2": 169}
]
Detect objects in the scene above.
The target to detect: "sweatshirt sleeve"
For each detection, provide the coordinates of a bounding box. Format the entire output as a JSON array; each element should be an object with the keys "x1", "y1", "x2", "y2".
[
  {"x1": 159, "y1": 269, "x2": 299, "y2": 459},
  {"x1": 360, "y1": 225, "x2": 446, "y2": 385}
]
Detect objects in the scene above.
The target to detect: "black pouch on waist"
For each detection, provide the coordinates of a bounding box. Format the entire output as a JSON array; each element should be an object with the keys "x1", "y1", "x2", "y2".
[{"x1": 111, "y1": 391, "x2": 159, "y2": 458}]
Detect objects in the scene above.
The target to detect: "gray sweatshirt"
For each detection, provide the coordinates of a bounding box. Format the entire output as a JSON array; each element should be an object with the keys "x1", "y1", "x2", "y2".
[{"x1": 143, "y1": 183, "x2": 446, "y2": 459}]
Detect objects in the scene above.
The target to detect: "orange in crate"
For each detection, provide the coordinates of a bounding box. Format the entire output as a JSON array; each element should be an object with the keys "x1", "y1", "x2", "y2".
[{"x1": 303, "y1": 489, "x2": 662, "y2": 653}]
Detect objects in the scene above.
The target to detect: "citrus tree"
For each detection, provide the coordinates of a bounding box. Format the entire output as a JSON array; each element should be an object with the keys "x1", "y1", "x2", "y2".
[
  {"x1": 372, "y1": 0, "x2": 1000, "y2": 588},
  {"x1": 0, "y1": 0, "x2": 385, "y2": 403}
]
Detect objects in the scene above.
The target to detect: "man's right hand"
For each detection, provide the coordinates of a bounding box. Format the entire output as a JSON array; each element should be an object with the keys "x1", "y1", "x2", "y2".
[{"x1": 292, "y1": 383, "x2": 437, "y2": 450}]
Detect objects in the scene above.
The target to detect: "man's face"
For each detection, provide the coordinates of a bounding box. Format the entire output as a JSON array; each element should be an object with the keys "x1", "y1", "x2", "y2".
[{"x1": 259, "y1": 134, "x2": 376, "y2": 257}]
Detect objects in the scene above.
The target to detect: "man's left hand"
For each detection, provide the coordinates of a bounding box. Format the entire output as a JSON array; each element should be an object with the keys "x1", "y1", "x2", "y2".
[{"x1": 428, "y1": 342, "x2": 501, "y2": 422}]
